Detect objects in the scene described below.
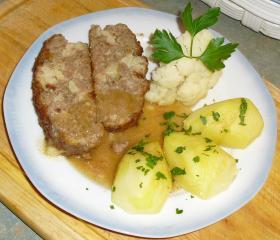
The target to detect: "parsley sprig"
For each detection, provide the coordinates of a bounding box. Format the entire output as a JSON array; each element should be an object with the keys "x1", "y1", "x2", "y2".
[{"x1": 151, "y1": 2, "x2": 238, "y2": 71}]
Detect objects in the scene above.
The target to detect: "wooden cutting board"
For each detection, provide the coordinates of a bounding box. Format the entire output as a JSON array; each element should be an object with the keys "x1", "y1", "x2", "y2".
[{"x1": 0, "y1": 0, "x2": 279, "y2": 239}]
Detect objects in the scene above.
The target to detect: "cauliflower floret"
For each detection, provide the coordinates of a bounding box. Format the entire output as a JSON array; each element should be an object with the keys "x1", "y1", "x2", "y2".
[
  {"x1": 152, "y1": 62, "x2": 184, "y2": 88},
  {"x1": 145, "y1": 83, "x2": 176, "y2": 105},
  {"x1": 145, "y1": 29, "x2": 222, "y2": 106},
  {"x1": 176, "y1": 58, "x2": 209, "y2": 76},
  {"x1": 176, "y1": 73, "x2": 209, "y2": 106},
  {"x1": 177, "y1": 29, "x2": 213, "y2": 57}
]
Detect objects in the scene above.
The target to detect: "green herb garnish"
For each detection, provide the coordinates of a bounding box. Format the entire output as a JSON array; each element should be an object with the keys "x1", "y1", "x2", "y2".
[
  {"x1": 212, "y1": 111, "x2": 220, "y2": 121},
  {"x1": 151, "y1": 30, "x2": 185, "y2": 63},
  {"x1": 110, "y1": 205, "x2": 115, "y2": 209},
  {"x1": 200, "y1": 37, "x2": 239, "y2": 71},
  {"x1": 156, "y1": 171, "x2": 167, "y2": 180},
  {"x1": 205, "y1": 137, "x2": 212, "y2": 143},
  {"x1": 175, "y1": 146, "x2": 186, "y2": 154},
  {"x1": 239, "y1": 98, "x2": 247, "y2": 125},
  {"x1": 139, "y1": 182, "x2": 143, "y2": 188},
  {"x1": 200, "y1": 115, "x2": 207, "y2": 125},
  {"x1": 151, "y1": 2, "x2": 238, "y2": 71},
  {"x1": 163, "y1": 111, "x2": 176, "y2": 120},
  {"x1": 132, "y1": 139, "x2": 147, "y2": 152},
  {"x1": 192, "y1": 156, "x2": 200, "y2": 163},
  {"x1": 204, "y1": 145, "x2": 216, "y2": 151},
  {"x1": 181, "y1": 3, "x2": 220, "y2": 44},
  {"x1": 171, "y1": 167, "x2": 186, "y2": 176},
  {"x1": 112, "y1": 186, "x2": 116, "y2": 192},
  {"x1": 143, "y1": 152, "x2": 163, "y2": 169},
  {"x1": 176, "y1": 208, "x2": 183, "y2": 214}
]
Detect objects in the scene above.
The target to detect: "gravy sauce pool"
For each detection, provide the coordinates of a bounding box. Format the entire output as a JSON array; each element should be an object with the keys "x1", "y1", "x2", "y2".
[{"x1": 45, "y1": 101, "x2": 191, "y2": 188}]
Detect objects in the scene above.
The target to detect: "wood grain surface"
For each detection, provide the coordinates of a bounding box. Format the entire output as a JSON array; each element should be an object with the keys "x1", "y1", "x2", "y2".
[{"x1": 0, "y1": 0, "x2": 279, "y2": 239}]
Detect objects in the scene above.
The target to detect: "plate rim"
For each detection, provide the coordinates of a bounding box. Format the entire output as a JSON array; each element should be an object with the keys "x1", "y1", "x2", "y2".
[{"x1": 3, "y1": 7, "x2": 278, "y2": 238}]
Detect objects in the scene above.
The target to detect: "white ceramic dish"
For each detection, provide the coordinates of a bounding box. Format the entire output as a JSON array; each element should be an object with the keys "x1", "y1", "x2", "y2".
[{"x1": 3, "y1": 7, "x2": 277, "y2": 238}]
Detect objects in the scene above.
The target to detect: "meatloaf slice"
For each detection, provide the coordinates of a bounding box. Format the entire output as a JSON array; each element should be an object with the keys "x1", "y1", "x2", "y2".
[
  {"x1": 89, "y1": 24, "x2": 149, "y2": 131},
  {"x1": 32, "y1": 34, "x2": 104, "y2": 155}
]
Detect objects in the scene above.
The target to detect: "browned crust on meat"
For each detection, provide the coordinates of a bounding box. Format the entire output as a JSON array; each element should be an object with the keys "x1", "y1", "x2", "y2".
[
  {"x1": 89, "y1": 24, "x2": 150, "y2": 131},
  {"x1": 32, "y1": 34, "x2": 63, "y2": 142},
  {"x1": 32, "y1": 34, "x2": 104, "y2": 155}
]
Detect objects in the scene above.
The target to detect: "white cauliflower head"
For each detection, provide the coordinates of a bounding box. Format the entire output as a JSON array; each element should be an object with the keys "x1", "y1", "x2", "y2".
[
  {"x1": 177, "y1": 29, "x2": 213, "y2": 57},
  {"x1": 176, "y1": 72, "x2": 209, "y2": 106},
  {"x1": 152, "y1": 62, "x2": 184, "y2": 88},
  {"x1": 145, "y1": 29, "x2": 222, "y2": 106},
  {"x1": 145, "y1": 82, "x2": 177, "y2": 105}
]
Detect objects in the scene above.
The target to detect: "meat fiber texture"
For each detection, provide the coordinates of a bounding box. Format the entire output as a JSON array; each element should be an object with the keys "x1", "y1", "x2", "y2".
[{"x1": 89, "y1": 24, "x2": 149, "y2": 131}]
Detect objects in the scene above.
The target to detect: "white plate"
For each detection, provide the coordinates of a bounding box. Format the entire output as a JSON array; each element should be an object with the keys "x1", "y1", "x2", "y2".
[{"x1": 3, "y1": 7, "x2": 277, "y2": 238}]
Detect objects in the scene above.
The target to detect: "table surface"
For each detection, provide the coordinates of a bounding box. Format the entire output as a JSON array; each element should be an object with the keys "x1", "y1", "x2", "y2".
[{"x1": 0, "y1": 0, "x2": 279, "y2": 239}]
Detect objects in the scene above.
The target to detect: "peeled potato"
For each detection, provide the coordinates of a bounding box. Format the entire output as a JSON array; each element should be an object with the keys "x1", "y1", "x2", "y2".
[
  {"x1": 164, "y1": 132, "x2": 237, "y2": 199},
  {"x1": 112, "y1": 141, "x2": 172, "y2": 214},
  {"x1": 183, "y1": 98, "x2": 264, "y2": 148}
]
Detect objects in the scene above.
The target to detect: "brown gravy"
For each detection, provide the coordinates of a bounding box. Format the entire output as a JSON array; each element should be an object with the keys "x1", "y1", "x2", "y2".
[{"x1": 45, "y1": 101, "x2": 191, "y2": 188}]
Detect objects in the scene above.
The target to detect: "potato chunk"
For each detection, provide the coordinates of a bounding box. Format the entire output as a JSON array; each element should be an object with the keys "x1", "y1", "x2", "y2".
[
  {"x1": 164, "y1": 132, "x2": 237, "y2": 199},
  {"x1": 112, "y1": 141, "x2": 172, "y2": 214},
  {"x1": 183, "y1": 98, "x2": 264, "y2": 148}
]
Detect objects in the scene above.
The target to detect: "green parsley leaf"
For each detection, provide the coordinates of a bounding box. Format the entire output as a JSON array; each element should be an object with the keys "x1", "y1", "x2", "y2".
[
  {"x1": 151, "y1": 29, "x2": 185, "y2": 63},
  {"x1": 139, "y1": 182, "x2": 143, "y2": 188},
  {"x1": 171, "y1": 167, "x2": 186, "y2": 176},
  {"x1": 204, "y1": 137, "x2": 212, "y2": 143},
  {"x1": 163, "y1": 127, "x2": 174, "y2": 136},
  {"x1": 235, "y1": 159, "x2": 239, "y2": 163},
  {"x1": 176, "y1": 208, "x2": 183, "y2": 214},
  {"x1": 181, "y1": 3, "x2": 220, "y2": 37},
  {"x1": 144, "y1": 169, "x2": 150, "y2": 175},
  {"x1": 156, "y1": 171, "x2": 167, "y2": 180},
  {"x1": 204, "y1": 145, "x2": 216, "y2": 151},
  {"x1": 239, "y1": 98, "x2": 247, "y2": 125},
  {"x1": 162, "y1": 119, "x2": 179, "y2": 136},
  {"x1": 110, "y1": 205, "x2": 115, "y2": 209},
  {"x1": 132, "y1": 139, "x2": 147, "y2": 152},
  {"x1": 135, "y1": 159, "x2": 141, "y2": 163},
  {"x1": 143, "y1": 152, "x2": 163, "y2": 169},
  {"x1": 212, "y1": 111, "x2": 220, "y2": 121},
  {"x1": 163, "y1": 111, "x2": 176, "y2": 120},
  {"x1": 192, "y1": 156, "x2": 200, "y2": 163},
  {"x1": 200, "y1": 115, "x2": 207, "y2": 125},
  {"x1": 199, "y1": 37, "x2": 239, "y2": 71},
  {"x1": 112, "y1": 186, "x2": 116, "y2": 192},
  {"x1": 175, "y1": 146, "x2": 186, "y2": 154}
]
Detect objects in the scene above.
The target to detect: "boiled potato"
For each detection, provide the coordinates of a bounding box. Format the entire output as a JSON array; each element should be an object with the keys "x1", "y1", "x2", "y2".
[
  {"x1": 112, "y1": 141, "x2": 172, "y2": 214},
  {"x1": 183, "y1": 98, "x2": 263, "y2": 148},
  {"x1": 164, "y1": 132, "x2": 237, "y2": 199}
]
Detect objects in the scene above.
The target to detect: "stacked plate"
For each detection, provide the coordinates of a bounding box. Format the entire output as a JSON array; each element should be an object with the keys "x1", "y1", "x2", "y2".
[{"x1": 201, "y1": 0, "x2": 280, "y2": 39}]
